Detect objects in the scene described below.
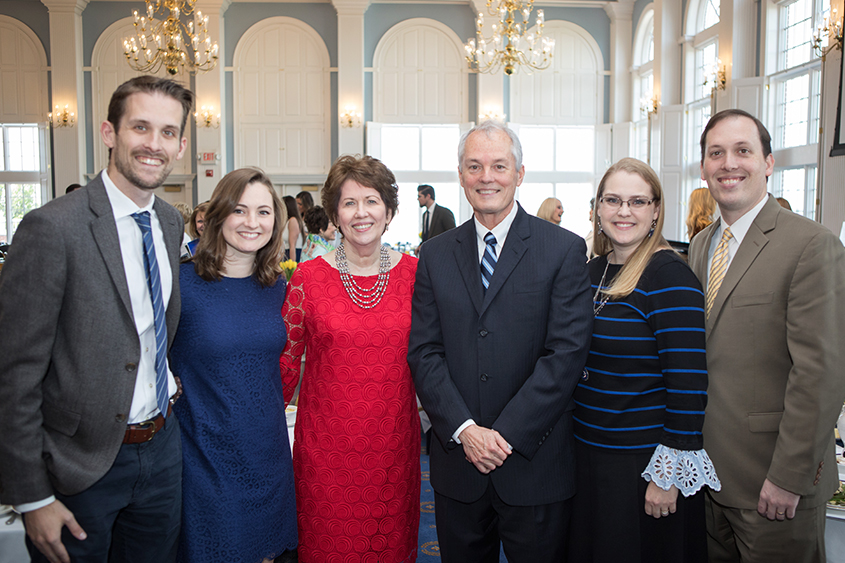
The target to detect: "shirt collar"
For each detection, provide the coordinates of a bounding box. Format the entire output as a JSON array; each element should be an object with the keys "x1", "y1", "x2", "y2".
[
  {"x1": 426, "y1": 201, "x2": 436, "y2": 212},
  {"x1": 474, "y1": 201, "x2": 518, "y2": 246},
  {"x1": 102, "y1": 170, "x2": 156, "y2": 219},
  {"x1": 718, "y1": 194, "x2": 768, "y2": 246}
]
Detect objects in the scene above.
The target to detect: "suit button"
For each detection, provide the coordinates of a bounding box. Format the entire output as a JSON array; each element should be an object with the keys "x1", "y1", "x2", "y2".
[
  {"x1": 479, "y1": 330, "x2": 488, "y2": 337},
  {"x1": 480, "y1": 374, "x2": 488, "y2": 382},
  {"x1": 115, "y1": 414, "x2": 126, "y2": 423},
  {"x1": 125, "y1": 363, "x2": 137, "y2": 372}
]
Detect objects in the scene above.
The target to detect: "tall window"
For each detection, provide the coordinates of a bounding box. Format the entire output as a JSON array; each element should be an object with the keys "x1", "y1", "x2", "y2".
[
  {"x1": 632, "y1": 8, "x2": 655, "y2": 162},
  {"x1": 0, "y1": 124, "x2": 49, "y2": 244},
  {"x1": 372, "y1": 123, "x2": 464, "y2": 249},
  {"x1": 766, "y1": 0, "x2": 826, "y2": 218}
]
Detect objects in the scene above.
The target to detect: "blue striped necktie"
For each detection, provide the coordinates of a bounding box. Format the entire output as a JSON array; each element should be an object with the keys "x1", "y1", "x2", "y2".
[
  {"x1": 131, "y1": 211, "x2": 170, "y2": 418},
  {"x1": 481, "y1": 232, "x2": 497, "y2": 292}
]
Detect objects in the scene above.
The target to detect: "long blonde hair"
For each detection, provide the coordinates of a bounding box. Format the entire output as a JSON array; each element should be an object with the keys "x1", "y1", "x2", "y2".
[
  {"x1": 592, "y1": 158, "x2": 671, "y2": 299},
  {"x1": 686, "y1": 187, "x2": 715, "y2": 240}
]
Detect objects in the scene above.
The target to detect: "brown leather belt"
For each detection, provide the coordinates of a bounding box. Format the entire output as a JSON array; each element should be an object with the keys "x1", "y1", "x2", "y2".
[{"x1": 123, "y1": 404, "x2": 173, "y2": 444}]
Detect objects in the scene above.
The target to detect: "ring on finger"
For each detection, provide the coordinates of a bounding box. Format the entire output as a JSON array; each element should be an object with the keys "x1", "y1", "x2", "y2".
[{"x1": 661, "y1": 511, "x2": 669, "y2": 516}]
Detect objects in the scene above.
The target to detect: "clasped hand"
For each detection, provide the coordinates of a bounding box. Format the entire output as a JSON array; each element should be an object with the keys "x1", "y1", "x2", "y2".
[{"x1": 459, "y1": 424, "x2": 511, "y2": 474}]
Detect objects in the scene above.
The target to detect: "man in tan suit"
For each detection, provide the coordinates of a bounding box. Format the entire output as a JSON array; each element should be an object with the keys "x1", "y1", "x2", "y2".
[{"x1": 689, "y1": 109, "x2": 845, "y2": 562}]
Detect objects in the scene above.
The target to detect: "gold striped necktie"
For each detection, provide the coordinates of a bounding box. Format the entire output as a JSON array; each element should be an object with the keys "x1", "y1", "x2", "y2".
[{"x1": 706, "y1": 226, "x2": 734, "y2": 318}]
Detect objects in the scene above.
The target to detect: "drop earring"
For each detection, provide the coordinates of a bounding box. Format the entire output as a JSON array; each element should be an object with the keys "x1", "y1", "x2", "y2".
[{"x1": 648, "y1": 219, "x2": 657, "y2": 238}]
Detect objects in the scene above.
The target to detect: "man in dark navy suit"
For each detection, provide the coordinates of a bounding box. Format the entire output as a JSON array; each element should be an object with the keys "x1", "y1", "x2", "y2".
[{"x1": 408, "y1": 120, "x2": 593, "y2": 562}]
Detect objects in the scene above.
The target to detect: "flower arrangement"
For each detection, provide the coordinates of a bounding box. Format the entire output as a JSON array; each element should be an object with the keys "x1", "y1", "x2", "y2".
[{"x1": 280, "y1": 259, "x2": 297, "y2": 281}]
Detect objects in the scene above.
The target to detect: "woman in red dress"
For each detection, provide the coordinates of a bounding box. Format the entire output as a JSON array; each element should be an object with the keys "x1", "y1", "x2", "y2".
[{"x1": 281, "y1": 155, "x2": 420, "y2": 563}]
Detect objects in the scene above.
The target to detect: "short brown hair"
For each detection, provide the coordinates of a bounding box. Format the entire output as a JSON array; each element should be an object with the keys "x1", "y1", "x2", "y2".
[
  {"x1": 107, "y1": 75, "x2": 194, "y2": 137},
  {"x1": 188, "y1": 201, "x2": 209, "y2": 239},
  {"x1": 321, "y1": 155, "x2": 399, "y2": 236},
  {"x1": 700, "y1": 109, "x2": 772, "y2": 163},
  {"x1": 192, "y1": 168, "x2": 286, "y2": 287}
]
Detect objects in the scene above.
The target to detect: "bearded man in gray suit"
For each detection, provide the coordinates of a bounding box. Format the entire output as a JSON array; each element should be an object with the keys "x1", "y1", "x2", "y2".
[{"x1": 0, "y1": 76, "x2": 191, "y2": 563}]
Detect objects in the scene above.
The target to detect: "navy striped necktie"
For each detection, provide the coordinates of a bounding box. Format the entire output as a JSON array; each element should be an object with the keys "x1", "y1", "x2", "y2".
[
  {"x1": 481, "y1": 232, "x2": 497, "y2": 293},
  {"x1": 131, "y1": 211, "x2": 170, "y2": 418}
]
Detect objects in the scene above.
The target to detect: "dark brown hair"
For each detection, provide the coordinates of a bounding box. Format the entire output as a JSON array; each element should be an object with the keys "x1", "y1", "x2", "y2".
[
  {"x1": 193, "y1": 168, "x2": 286, "y2": 287},
  {"x1": 321, "y1": 155, "x2": 399, "y2": 236},
  {"x1": 107, "y1": 75, "x2": 194, "y2": 137},
  {"x1": 303, "y1": 206, "x2": 329, "y2": 234},
  {"x1": 283, "y1": 196, "x2": 306, "y2": 247},
  {"x1": 700, "y1": 109, "x2": 772, "y2": 163}
]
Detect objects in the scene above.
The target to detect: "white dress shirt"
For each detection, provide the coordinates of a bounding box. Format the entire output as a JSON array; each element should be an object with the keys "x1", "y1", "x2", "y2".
[
  {"x1": 706, "y1": 195, "x2": 768, "y2": 287},
  {"x1": 102, "y1": 171, "x2": 178, "y2": 423}
]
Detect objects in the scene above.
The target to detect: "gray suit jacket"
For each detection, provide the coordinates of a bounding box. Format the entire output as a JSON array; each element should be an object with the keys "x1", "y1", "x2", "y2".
[
  {"x1": 0, "y1": 173, "x2": 182, "y2": 504},
  {"x1": 688, "y1": 195, "x2": 845, "y2": 509}
]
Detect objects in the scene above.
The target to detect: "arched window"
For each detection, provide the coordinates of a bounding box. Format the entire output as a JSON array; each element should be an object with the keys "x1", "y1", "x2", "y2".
[
  {"x1": 373, "y1": 19, "x2": 469, "y2": 124},
  {"x1": 233, "y1": 17, "x2": 331, "y2": 177},
  {"x1": 632, "y1": 7, "x2": 655, "y2": 160},
  {"x1": 0, "y1": 15, "x2": 49, "y2": 243}
]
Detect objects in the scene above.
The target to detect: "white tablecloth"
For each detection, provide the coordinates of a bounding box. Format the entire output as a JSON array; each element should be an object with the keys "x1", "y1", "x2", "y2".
[{"x1": 0, "y1": 515, "x2": 28, "y2": 563}]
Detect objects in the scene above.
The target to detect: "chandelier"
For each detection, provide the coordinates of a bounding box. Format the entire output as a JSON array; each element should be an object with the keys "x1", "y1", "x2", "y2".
[
  {"x1": 812, "y1": 8, "x2": 843, "y2": 59},
  {"x1": 123, "y1": 0, "x2": 219, "y2": 76},
  {"x1": 464, "y1": 0, "x2": 555, "y2": 76}
]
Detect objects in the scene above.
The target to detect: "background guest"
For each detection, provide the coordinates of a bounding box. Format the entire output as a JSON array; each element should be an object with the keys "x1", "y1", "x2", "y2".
[
  {"x1": 64, "y1": 183, "x2": 82, "y2": 194},
  {"x1": 686, "y1": 187, "x2": 716, "y2": 240},
  {"x1": 188, "y1": 201, "x2": 208, "y2": 240},
  {"x1": 281, "y1": 155, "x2": 420, "y2": 563},
  {"x1": 296, "y1": 190, "x2": 314, "y2": 217},
  {"x1": 570, "y1": 158, "x2": 719, "y2": 563},
  {"x1": 536, "y1": 197, "x2": 564, "y2": 225},
  {"x1": 776, "y1": 196, "x2": 793, "y2": 210},
  {"x1": 170, "y1": 168, "x2": 297, "y2": 563},
  {"x1": 282, "y1": 195, "x2": 305, "y2": 261},
  {"x1": 584, "y1": 197, "x2": 596, "y2": 260},
  {"x1": 173, "y1": 202, "x2": 193, "y2": 257},
  {"x1": 300, "y1": 205, "x2": 335, "y2": 262}
]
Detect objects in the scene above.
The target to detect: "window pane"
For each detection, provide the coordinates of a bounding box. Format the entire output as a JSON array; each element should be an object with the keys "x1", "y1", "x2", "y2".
[
  {"x1": 0, "y1": 133, "x2": 5, "y2": 171},
  {"x1": 381, "y1": 126, "x2": 420, "y2": 171},
  {"x1": 779, "y1": 73, "x2": 810, "y2": 148},
  {"x1": 704, "y1": 0, "x2": 720, "y2": 29},
  {"x1": 385, "y1": 182, "x2": 423, "y2": 250},
  {"x1": 429, "y1": 183, "x2": 463, "y2": 225},
  {"x1": 7, "y1": 126, "x2": 40, "y2": 171},
  {"x1": 421, "y1": 126, "x2": 460, "y2": 171},
  {"x1": 556, "y1": 127, "x2": 594, "y2": 173},
  {"x1": 520, "y1": 127, "x2": 555, "y2": 171},
  {"x1": 0, "y1": 185, "x2": 6, "y2": 244},
  {"x1": 9, "y1": 183, "x2": 41, "y2": 237},
  {"x1": 517, "y1": 183, "x2": 554, "y2": 219},
  {"x1": 781, "y1": 0, "x2": 813, "y2": 69},
  {"x1": 777, "y1": 168, "x2": 806, "y2": 217},
  {"x1": 557, "y1": 182, "x2": 595, "y2": 238}
]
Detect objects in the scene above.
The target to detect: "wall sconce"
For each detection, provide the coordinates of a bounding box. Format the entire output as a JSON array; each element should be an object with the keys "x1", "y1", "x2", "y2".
[
  {"x1": 704, "y1": 60, "x2": 727, "y2": 91},
  {"x1": 340, "y1": 106, "x2": 362, "y2": 128},
  {"x1": 48, "y1": 105, "x2": 75, "y2": 128},
  {"x1": 194, "y1": 105, "x2": 220, "y2": 129},
  {"x1": 639, "y1": 93, "x2": 659, "y2": 117},
  {"x1": 813, "y1": 9, "x2": 843, "y2": 59}
]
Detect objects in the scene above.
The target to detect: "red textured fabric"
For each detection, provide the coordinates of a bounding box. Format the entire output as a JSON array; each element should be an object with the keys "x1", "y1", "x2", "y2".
[{"x1": 281, "y1": 255, "x2": 421, "y2": 563}]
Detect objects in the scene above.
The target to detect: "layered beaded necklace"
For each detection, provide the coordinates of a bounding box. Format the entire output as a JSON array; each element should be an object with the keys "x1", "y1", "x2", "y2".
[{"x1": 335, "y1": 241, "x2": 391, "y2": 309}]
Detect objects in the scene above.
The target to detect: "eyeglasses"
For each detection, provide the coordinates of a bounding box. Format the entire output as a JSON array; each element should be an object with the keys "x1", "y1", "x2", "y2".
[{"x1": 599, "y1": 196, "x2": 654, "y2": 210}]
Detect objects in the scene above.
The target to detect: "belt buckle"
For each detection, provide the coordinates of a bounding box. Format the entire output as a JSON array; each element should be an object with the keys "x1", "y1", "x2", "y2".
[{"x1": 137, "y1": 419, "x2": 157, "y2": 441}]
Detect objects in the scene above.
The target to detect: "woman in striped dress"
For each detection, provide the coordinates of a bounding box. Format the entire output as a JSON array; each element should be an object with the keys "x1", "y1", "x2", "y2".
[{"x1": 569, "y1": 158, "x2": 720, "y2": 563}]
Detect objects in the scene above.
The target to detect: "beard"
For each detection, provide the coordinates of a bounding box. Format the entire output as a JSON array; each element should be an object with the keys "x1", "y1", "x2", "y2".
[{"x1": 113, "y1": 148, "x2": 174, "y2": 191}]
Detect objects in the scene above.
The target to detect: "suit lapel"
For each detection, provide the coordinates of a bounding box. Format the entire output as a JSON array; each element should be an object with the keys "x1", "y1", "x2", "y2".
[
  {"x1": 706, "y1": 197, "x2": 778, "y2": 335},
  {"x1": 88, "y1": 175, "x2": 134, "y2": 319},
  {"x1": 454, "y1": 220, "x2": 483, "y2": 316},
  {"x1": 479, "y1": 207, "x2": 529, "y2": 317}
]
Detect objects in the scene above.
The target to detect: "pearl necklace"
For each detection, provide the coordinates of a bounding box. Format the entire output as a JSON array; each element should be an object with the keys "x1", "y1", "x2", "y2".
[{"x1": 335, "y1": 241, "x2": 391, "y2": 309}]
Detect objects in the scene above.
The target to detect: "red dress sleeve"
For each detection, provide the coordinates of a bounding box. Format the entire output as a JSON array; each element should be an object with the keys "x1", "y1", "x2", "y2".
[{"x1": 281, "y1": 266, "x2": 307, "y2": 404}]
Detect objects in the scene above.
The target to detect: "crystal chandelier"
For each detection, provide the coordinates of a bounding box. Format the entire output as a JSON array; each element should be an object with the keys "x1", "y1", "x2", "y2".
[
  {"x1": 123, "y1": 0, "x2": 219, "y2": 76},
  {"x1": 464, "y1": 0, "x2": 555, "y2": 76}
]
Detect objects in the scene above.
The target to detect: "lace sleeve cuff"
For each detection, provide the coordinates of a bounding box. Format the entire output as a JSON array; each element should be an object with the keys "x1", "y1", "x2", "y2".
[{"x1": 641, "y1": 444, "x2": 722, "y2": 497}]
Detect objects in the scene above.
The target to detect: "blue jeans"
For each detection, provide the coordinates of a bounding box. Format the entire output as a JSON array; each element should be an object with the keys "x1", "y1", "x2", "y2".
[{"x1": 26, "y1": 415, "x2": 182, "y2": 563}]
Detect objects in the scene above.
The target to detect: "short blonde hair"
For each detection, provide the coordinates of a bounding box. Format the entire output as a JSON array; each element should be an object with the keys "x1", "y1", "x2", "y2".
[{"x1": 536, "y1": 198, "x2": 562, "y2": 225}]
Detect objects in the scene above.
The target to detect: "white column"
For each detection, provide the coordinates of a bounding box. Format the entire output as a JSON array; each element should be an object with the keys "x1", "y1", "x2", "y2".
[
  {"x1": 41, "y1": 0, "x2": 88, "y2": 191},
  {"x1": 605, "y1": 0, "x2": 634, "y2": 123},
  {"x1": 470, "y1": 0, "x2": 506, "y2": 122},
  {"x1": 653, "y1": 0, "x2": 682, "y2": 106},
  {"x1": 719, "y1": 0, "x2": 756, "y2": 112},
  {"x1": 194, "y1": 0, "x2": 229, "y2": 203},
  {"x1": 333, "y1": 0, "x2": 369, "y2": 156}
]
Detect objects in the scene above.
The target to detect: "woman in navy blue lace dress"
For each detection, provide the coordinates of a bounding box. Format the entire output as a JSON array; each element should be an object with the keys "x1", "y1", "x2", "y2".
[{"x1": 170, "y1": 168, "x2": 297, "y2": 563}]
